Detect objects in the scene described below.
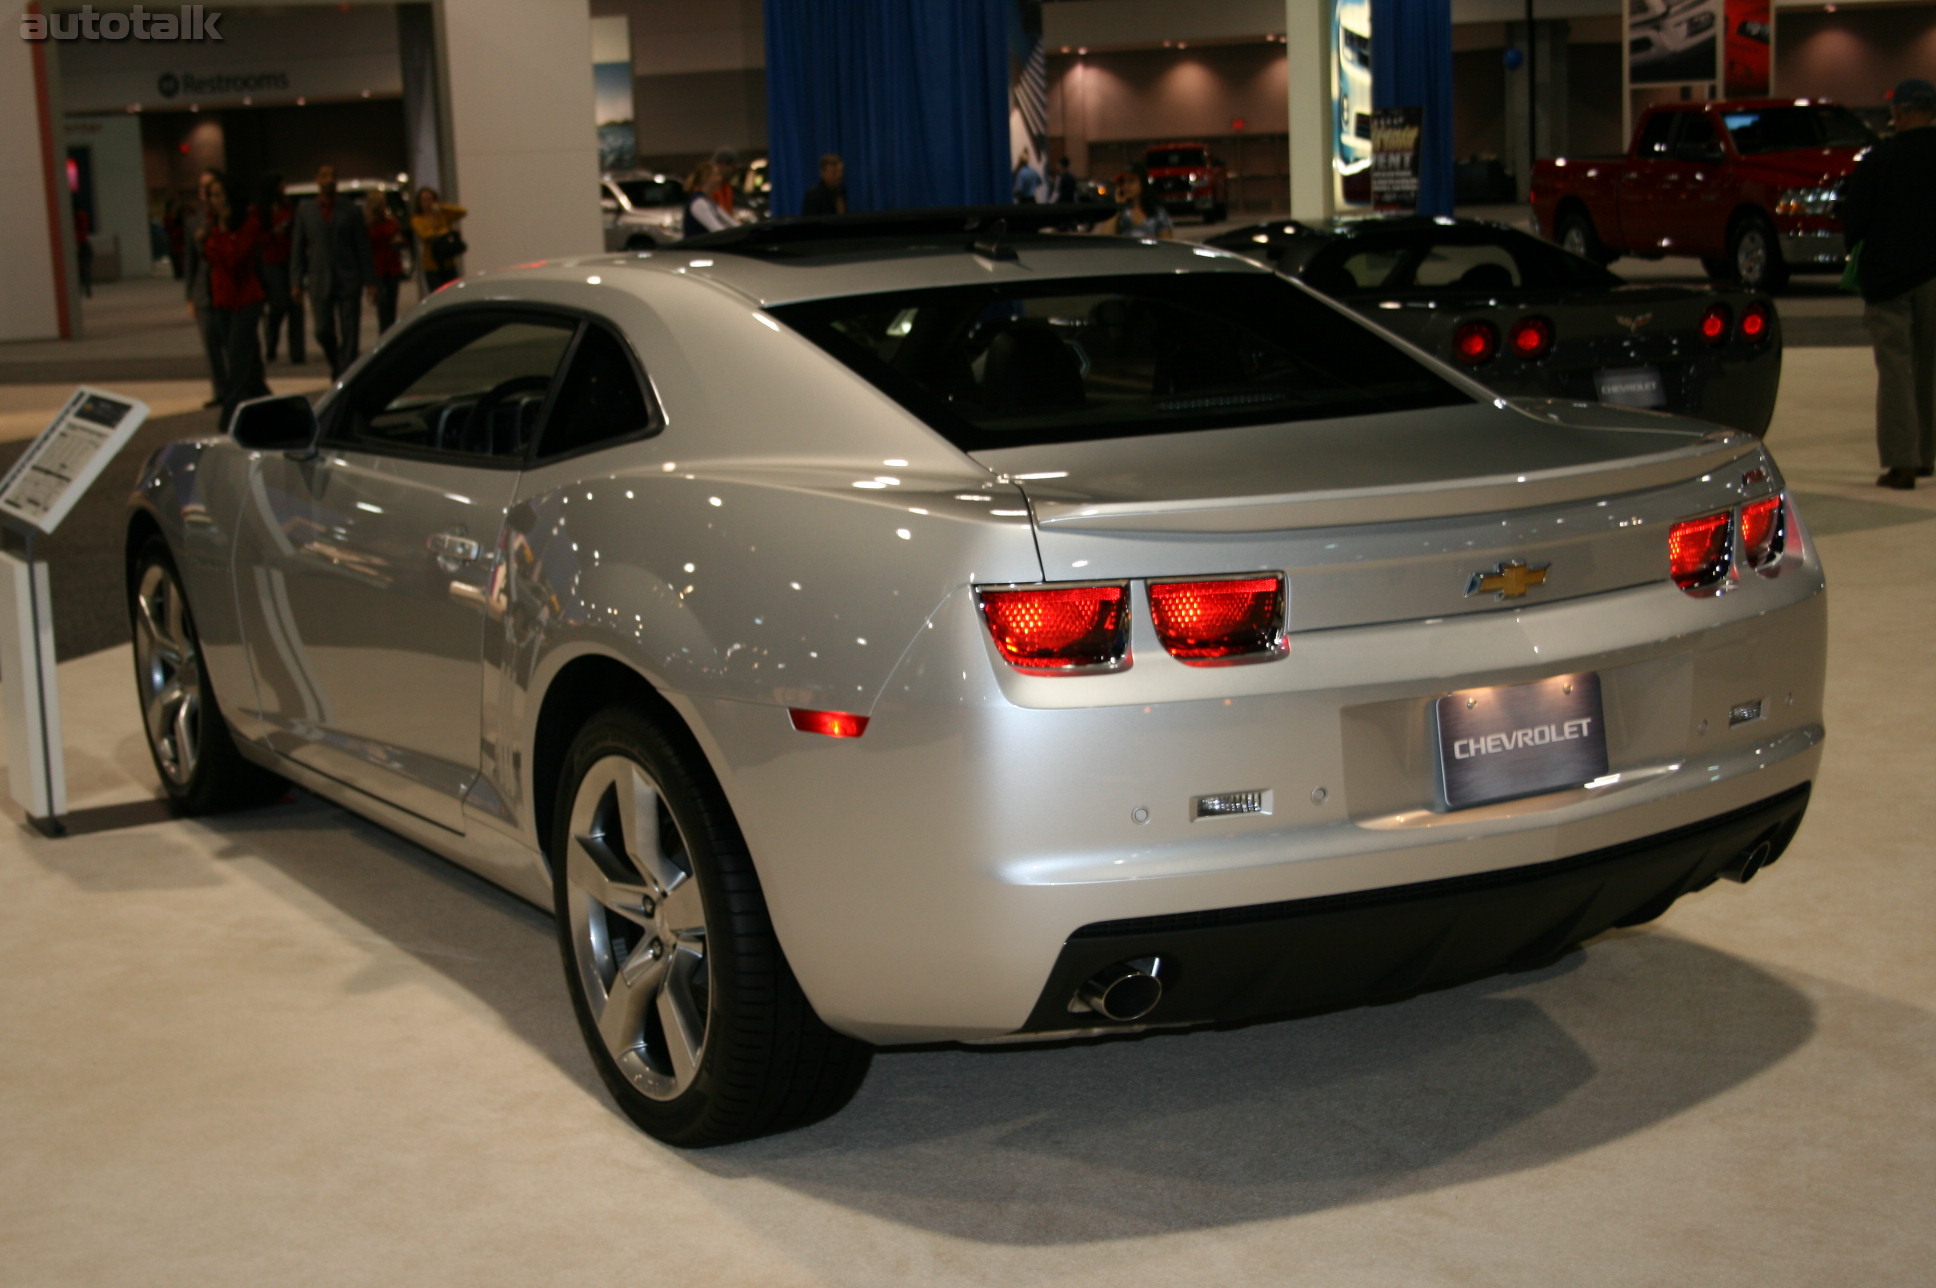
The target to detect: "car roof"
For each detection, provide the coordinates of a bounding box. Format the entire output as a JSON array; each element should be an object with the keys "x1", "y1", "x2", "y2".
[{"x1": 465, "y1": 208, "x2": 1274, "y2": 309}]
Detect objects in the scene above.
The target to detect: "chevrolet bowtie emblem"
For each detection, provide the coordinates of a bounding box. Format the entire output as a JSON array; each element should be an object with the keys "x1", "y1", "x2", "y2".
[
  {"x1": 1616, "y1": 313, "x2": 1654, "y2": 334},
  {"x1": 1467, "y1": 559, "x2": 1551, "y2": 600}
]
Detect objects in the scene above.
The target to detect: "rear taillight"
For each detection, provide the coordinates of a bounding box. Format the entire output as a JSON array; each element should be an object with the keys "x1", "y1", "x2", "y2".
[
  {"x1": 1148, "y1": 575, "x2": 1285, "y2": 664},
  {"x1": 1669, "y1": 511, "x2": 1733, "y2": 594},
  {"x1": 1700, "y1": 302, "x2": 1732, "y2": 345},
  {"x1": 1454, "y1": 320, "x2": 1499, "y2": 366},
  {"x1": 789, "y1": 708, "x2": 869, "y2": 737},
  {"x1": 978, "y1": 583, "x2": 1130, "y2": 671},
  {"x1": 1740, "y1": 495, "x2": 1785, "y2": 570},
  {"x1": 1740, "y1": 301, "x2": 1772, "y2": 342},
  {"x1": 1508, "y1": 315, "x2": 1555, "y2": 360}
]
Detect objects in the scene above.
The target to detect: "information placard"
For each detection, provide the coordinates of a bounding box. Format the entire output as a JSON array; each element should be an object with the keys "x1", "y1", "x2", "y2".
[{"x1": 0, "y1": 387, "x2": 150, "y2": 536}]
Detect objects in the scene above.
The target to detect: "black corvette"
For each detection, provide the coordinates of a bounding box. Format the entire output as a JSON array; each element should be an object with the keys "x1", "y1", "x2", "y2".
[{"x1": 1205, "y1": 217, "x2": 1782, "y2": 436}]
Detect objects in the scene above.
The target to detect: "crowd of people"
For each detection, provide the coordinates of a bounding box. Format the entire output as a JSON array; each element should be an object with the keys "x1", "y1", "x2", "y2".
[{"x1": 172, "y1": 162, "x2": 467, "y2": 422}]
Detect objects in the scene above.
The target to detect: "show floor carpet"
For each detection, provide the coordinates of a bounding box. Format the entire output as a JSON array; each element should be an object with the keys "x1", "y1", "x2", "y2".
[{"x1": 0, "y1": 348, "x2": 1931, "y2": 1286}]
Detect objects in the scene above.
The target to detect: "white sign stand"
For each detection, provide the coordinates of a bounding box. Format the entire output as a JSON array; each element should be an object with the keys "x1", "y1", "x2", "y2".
[{"x1": 0, "y1": 387, "x2": 149, "y2": 835}]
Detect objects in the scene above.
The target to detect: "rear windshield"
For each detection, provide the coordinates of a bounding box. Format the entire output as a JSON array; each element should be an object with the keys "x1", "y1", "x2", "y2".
[
  {"x1": 1721, "y1": 106, "x2": 1875, "y2": 154},
  {"x1": 769, "y1": 272, "x2": 1471, "y2": 451},
  {"x1": 1307, "y1": 225, "x2": 1622, "y2": 295},
  {"x1": 1147, "y1": 149, "x2": 1209, "y2": 169}
]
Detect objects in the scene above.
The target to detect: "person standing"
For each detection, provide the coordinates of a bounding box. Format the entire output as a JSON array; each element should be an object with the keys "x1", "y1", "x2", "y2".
[
  {"x1": 683, "y1": 162, "x2": 735, "y2": 236},
  {"x1": 1104, "y1": 167, "x2": 1174, "y2": 240},
  {"x1": 801, "y1": 153, "x2": 847, "y2": 216},
  {"x1": 74, "y1": 206, "x2": 93, "y2": 298},
  {"x1": 181, "y1": 169, "x2": 227, "y2": 408},
  {"x1": 197, "y1": 172, "x2": 270, "y2": 426},
  {"x1": 291, "y1": 164, "x2": 376, "y2": 379},
  {"x1": 365, "y1": 191, "x2": 407, "y2": 335},
  {"x1": 709, "y1": 147, "x2": 740, "y2": 217},
  {"x1": 1844, "y1": 77, "x2": 1936, "y2": 490},
  {"x1": 411, "y1": 187, "x2": 467, "y2": 293},
  {"x1": 256, "y1": 173, "x2": 304, "y2": 365},
  {"x1": 1013, "y1": 153, "x2": 1043, "y2": 204},
  {"x1": 1047, "y1": 156, "x2": 1078, "y2": 205}
]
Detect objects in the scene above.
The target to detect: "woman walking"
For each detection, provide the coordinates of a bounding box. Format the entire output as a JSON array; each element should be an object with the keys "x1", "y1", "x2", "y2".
[
  {"x1": 197, "y1": 171, "x2": 271, "y2": 425},
  {"x1": 366, "y1": 191, "x2": 407, "y2": 333},
  {"x1": 411, "y1": 187, "x2": 467, "y2": 292}
]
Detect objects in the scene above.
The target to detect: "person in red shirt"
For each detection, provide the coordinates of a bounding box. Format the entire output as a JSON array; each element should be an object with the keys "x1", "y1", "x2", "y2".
[
  {"x1": 364, "y1": 190, "x2": 407, "y2": 335},
  {"x1": 198, "y1": 172, "x2": 271, "y2": 424},
  {"x1": 256, "y1": 173, "x2": 304, "y2": 364}
]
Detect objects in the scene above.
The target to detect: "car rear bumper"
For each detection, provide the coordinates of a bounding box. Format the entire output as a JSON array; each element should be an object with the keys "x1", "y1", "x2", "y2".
[
  {"x1": 678, "y1": 532, "x2": 1827, "y2": 1047},
  {"x1": 1014, "y1": 781, "x2": 1810, "y2": 1035},
  {"x1": 1780, "y1": 229, "x2": 1846, "y2": 269}
]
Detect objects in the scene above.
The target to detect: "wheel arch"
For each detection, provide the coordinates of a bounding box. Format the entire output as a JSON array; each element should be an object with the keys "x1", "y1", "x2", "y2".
[{"x1": 125, "y1": 505, "x2": 166, "y2": 580}]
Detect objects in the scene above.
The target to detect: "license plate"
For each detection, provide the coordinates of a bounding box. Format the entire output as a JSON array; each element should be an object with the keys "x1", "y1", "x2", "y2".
[
  {"x1": 1436, "y1": 673, "x2": 1609, "y2": 810},
  {"x1": 1595, "y1": 366, "x2": 1666, "y2": 408}
]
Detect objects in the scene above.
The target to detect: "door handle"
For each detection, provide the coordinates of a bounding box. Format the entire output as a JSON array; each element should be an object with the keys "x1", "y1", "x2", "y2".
[{"x1": 427, "y1": 529, "x2": 482, "y2": 567}]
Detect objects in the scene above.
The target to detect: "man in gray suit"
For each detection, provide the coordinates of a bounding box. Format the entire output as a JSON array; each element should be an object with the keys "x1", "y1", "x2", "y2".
[
  {"x1": 291, "y1": 163, "x2": 376, "y2": 378},
  {"x1": 181, "y1": 168, "x2": 227, "y2": 408}
]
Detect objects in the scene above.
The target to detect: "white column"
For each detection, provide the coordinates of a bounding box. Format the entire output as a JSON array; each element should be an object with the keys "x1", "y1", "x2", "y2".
[
  {"x1": 0, "y1": 19, "x2": 72, "y2": 342},
  {"x1": 1285, "y1": 0, "x2": 1334, "y2": 223},
  {"x1": 435, "y1": 0, "x2": 602, "y2": 273}
]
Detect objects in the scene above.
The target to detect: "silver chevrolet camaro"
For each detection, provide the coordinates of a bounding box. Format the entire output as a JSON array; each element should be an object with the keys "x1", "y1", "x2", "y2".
[{"x1": 126, "y1": 210, "x2": 1825, "y2": 1147}]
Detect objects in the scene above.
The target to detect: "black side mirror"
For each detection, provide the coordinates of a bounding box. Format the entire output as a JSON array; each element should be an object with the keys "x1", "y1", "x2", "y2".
[{"x1": 231, "y1": 393, "x2": 319, "y2": 456}]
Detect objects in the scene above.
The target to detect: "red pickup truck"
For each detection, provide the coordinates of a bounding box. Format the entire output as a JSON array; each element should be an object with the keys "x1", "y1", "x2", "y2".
[
  {"x1": 1143, "y1": 143, "x2": 1228, "y2": 224},
  {"x1": 1531, "y1": 99, "x2": 1876, "y2": 291}
]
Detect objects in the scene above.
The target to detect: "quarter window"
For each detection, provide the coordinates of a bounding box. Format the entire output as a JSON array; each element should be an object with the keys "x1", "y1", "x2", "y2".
[
  {"x1": 339, "y1": 315, "x2": 575, "y2": 460},
  {"x1": 536, "y1": 323, "x2": 658, "y2": 460}
]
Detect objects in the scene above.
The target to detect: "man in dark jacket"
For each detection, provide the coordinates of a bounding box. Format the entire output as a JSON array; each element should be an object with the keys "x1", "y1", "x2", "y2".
[
  {"x1": 291, "y1": 163, "x2": 375, "y2": 379},
  {"x1": 801, "y1": 154, "x2": 846, "y2": 217},
  {"x1": 1843, "y1": 78, "x2": 1936, "y2": 489}
]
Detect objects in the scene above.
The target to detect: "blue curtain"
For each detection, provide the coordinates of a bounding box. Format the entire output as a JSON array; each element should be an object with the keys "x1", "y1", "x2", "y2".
[
  {"x1": 765, "y1": 0, "x2": 1011, "y2": 216},
  {"x1": 1370, "y1": 0, "x2": 1454, "y2": 217}
]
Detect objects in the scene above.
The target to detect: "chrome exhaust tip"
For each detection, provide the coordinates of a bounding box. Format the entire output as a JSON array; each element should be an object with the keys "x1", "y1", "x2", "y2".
[
  {"x1": 1076, "y1": 957, "x2": 1165, "y2": 1022},
  {"x1": 1722, "y1": 838, "x2": 1775, "y2": 884}
]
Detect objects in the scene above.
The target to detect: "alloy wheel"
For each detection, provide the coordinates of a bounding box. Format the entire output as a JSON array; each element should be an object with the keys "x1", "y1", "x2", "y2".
[
  {"x1": 563, "y1": 754, "x2": 710, "y2": 1101},
  {"x1": 133, "y1": 562, "x2": 203, "y2": 786},
  {"x1": 1736, "y1": 227, "x2": 1769, "y2": 286}
]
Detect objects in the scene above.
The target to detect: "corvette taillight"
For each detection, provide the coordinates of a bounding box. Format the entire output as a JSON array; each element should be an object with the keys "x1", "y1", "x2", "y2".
[
  {"x1": 1669, "y1": 511, "x2": 1733, "y2": 594},
  {"x1": 978, "y1": 583, "x2": 1130, "y2": 671},
  {"x1": 1740, "y1": 301, "x2": 1772, "y2": 342},
  {"x1": 1740, "y1": 495, "x2": 1785, "y2": 571},
  {"x1": 1700, "y1": 302, "x2": 1732, "y2": 345},
  {"x1": 1509, "y1": 315, "x2": 1555, "y2": 360},
  {"x1": 1454, "y1": 320, "x2": 1499, "y2": 366},
  {"x1": 1148, "y1": 575, "x2": 1285, "y2": 664}
]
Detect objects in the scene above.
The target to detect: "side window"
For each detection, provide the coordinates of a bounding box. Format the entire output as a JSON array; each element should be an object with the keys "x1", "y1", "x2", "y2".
[
  {"x1": 1636, "y1": 112, "x2": 1677, "y2": 157},
  {"x1": 535, "y1": 323, "x2": 658, "y2": 460},
  {"x1": 1676, "y1": 113, "x2": 1716, "y2": 147},
  {"x1": 1333, "y1": 247, "x2": 1407, "y2": 291},
  {"x1": 339, "y1": 315, "x2": 575, "y2": 460}
]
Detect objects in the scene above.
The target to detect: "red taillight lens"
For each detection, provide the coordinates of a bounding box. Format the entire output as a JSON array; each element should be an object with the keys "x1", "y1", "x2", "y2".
[
  {"x1": 1669, "y1": 511, "x2": 1732, "y2": 593},
  {"x1": 1740, "y1": 495, "x2": 1785, "y2": 570},
  {"x1": 1453, "y1": 320, "x2": 1500, "y2": 366},
  {"x1": 1740, "y1": 302, "x2": 1772, "y2": 342},
  {"x1": 1700, "y1": 302, "x2": 1732, "y2": 345},
  {"x1": 789, "y1": 708, "x2": 870, "y2": 738},
  {"x1": 978, "y1": 583, "x2": 1130, "y2": 671},
  {"x1": 1508, "y1": 315, "x2": 1555, "y2": 360},
  {"x1": 1148, "y1": 575, "x2": 1285, "y2": 664}
]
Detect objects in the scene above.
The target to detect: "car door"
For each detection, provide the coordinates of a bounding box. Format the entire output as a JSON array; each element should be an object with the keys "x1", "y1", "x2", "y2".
[
  {"x1": 233, "y1": 307, "x2": 577, "y2": 831},
  {"x1": 1617, "y1": 110, "x2": 1683, "y2": 251}
]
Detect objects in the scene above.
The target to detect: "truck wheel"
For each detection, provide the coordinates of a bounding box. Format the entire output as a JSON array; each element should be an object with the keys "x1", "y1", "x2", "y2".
[
  {"x1": 1557, "y1": 211, "x2": 1614, "y2": 266},
  {"x1": 1207, "y1": 203, "x2": 1227, "y2": 225},
  {"x1": 1729, "y1": 214, "x2": 1789, "y2": 292}
]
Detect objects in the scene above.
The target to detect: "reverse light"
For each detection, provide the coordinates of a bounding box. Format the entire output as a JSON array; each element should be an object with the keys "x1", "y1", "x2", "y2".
[
  {"x1": 1741, "y1": 495, "x2": 1786, "y2": 571},
  {"x1": 1740, "y1": 301, "x2": 1772, "y2": 342},
  {"x1": 1148, "y1": 575, "x2": 1286, "y2": 664},
  {"x1": 1454, "y1": 319, "x2": 1499, "y2": 366},
  {"x1": 1700, "y1": 303, "x2": 1732, "y2": 345},
  {"x1": 1669, "y1": 511, "x2": 1732, "y2": 594},
  {"x1": 789, "y1": 708, "x2": 870, "y2": 738},
  {"x1": 1508, "y1": 315, "x2": 1555, "y2": 360},
  {"x1": 978, "y1": 582, "x2": 1130, "y2": 671}
]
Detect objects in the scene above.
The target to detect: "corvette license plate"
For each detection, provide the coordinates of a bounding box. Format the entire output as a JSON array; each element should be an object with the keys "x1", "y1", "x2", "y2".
[
  {"x1": 1436, "y1": 673, "x2": 1609, "y2": 810},
  {"x1": 1595, "y1": 366, "x2": 1666, "y2": 408}
]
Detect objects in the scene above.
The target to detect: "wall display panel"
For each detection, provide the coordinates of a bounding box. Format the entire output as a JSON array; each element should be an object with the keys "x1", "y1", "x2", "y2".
[{"x1": 1628, "y1": 0, "x2": 1720, "y2": 87}]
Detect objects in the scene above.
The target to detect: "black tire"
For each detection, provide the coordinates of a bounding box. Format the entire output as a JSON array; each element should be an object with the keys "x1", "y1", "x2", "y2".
[
  {"x1": 1556, "y1": 210, "x2": 1615, "y2": 266},
  {"x1": 128, "y1": 536, "x2": 287, "y2": 814},
  {"x1": 551, "y1": 706, "x2": 871, "y2": 1147},
  {"x1": 1207, "y1": 203, "x2": 1227, "y2": 225},
  {"x1": 1729, "y1": 212, "x2": 1789, "y2": 292},
  {"x1": 1699, "y1": 254, "x2": 1733, "y2": 281}
]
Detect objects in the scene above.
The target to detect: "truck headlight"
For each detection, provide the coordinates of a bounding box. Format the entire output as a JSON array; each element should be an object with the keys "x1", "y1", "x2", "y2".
[{"x1": 1775, "y1": 186, "x2": 1841, "y2": 218}]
